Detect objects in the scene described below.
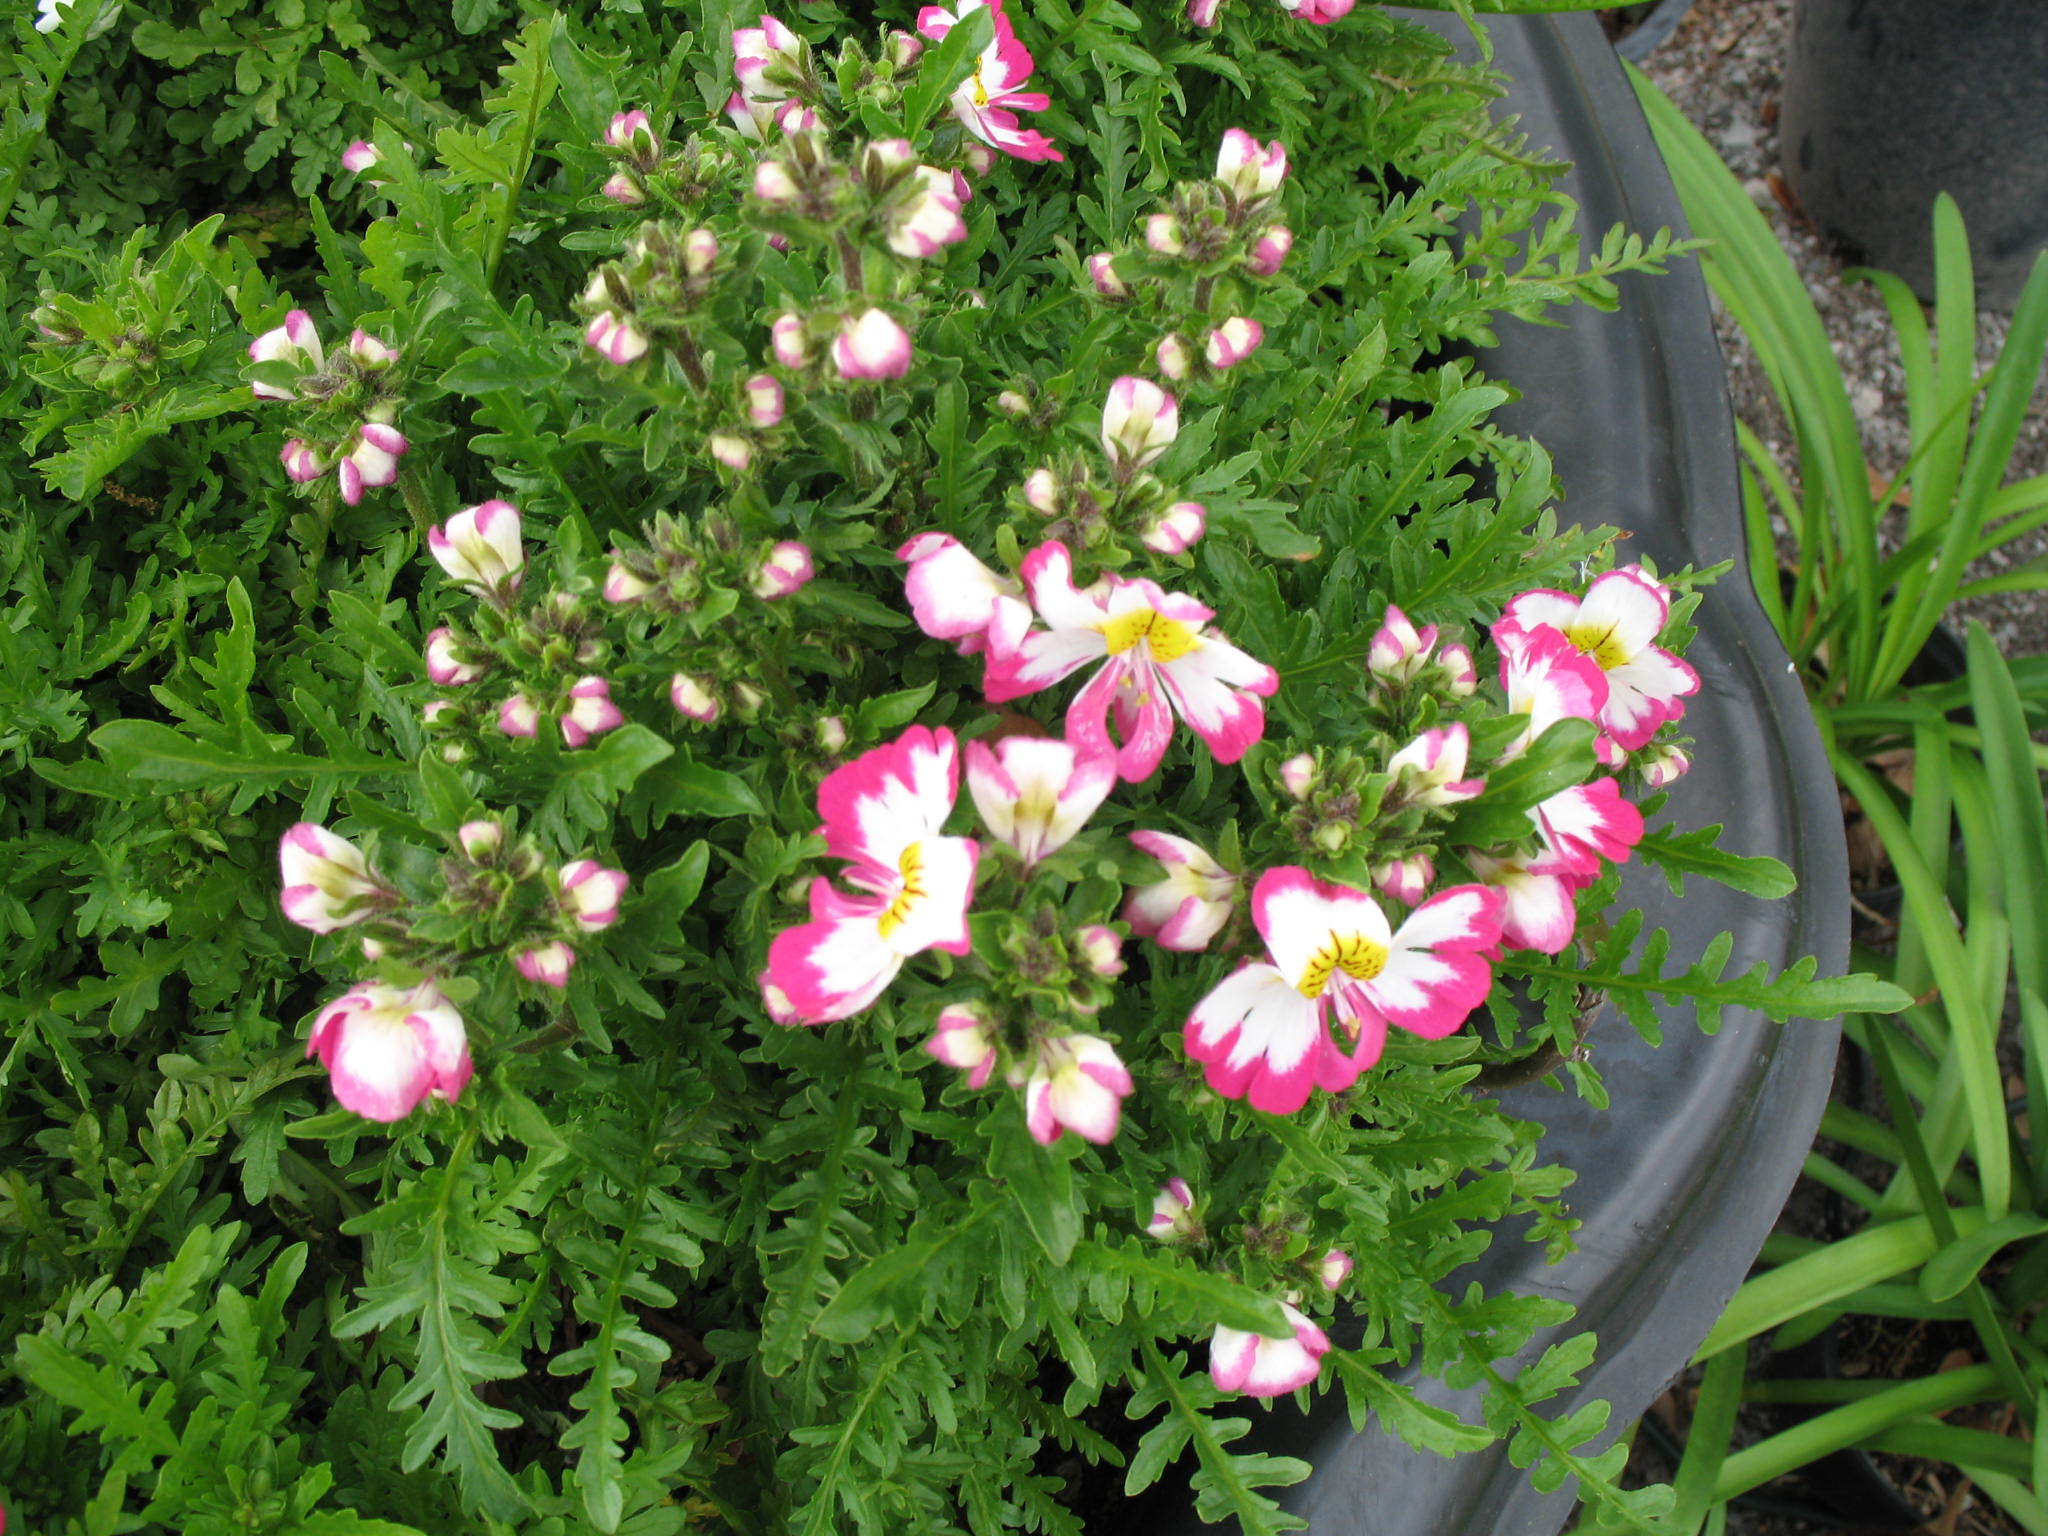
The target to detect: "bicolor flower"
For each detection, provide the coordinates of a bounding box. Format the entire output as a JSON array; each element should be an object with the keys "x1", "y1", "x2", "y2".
[
  {"x1": 761, "y1": 726, "x2": 980, "y2": 1025},
  {"x1": 914, "y1": 0, "x2": 1064, "y2": 163},
  {"x1": 1439, "y1": 640, "x2": 1478, "y2": 696},
  {"x1": 559, "y1": 678, "x2": 625, "y2": 749},
  {"x1": 348, "y1": 329, "x2": 398, "y2": 370},
  {"x1": 307, "y1": 980, "x2": 471, "y2": 1123},
  {"x1": 1023, "y1": 468, "x2": 1060, "y2": 515},
  {"x1": 752, "y1": 159, "x2": 800, "y2": 204},
  {"x1": 752, "y1": 540, "x2": 815, "y2": 599},
  {"x1": 709, "y1": 434, "x2": 753, "y2": 472},
  {"x1": 1211, "y1": 1301, "x2": 1329, "y2": 1398},
  {"x1": 1368, "y1": 604, "x2": 1438, "y2": 684},
  {"x1": 1188, "y1": 0, "x2": 1223, "y2": 26},
  {"x1": 671, "y1": 673, "x2": 721, "y2": 723},
  {"x1": 1148, "y1": 1177, "x2": 1200, "y2": 1241},
  {"x1": 1318, "y1": 1249, "x2": 1353, "y2": 1290},
  {"x1": 458, "y1": 820, "x2": 503, "y2": 859},
  {"x1": 746, "y1": 373, "x2": 786, "y2": 428},
  {"x1": 771, "y1": 311, "x2": 810, "y2": 368},
  {"x1": 336, "y1": 422, "x2": 407, "y2": 506},
  {"x1": 1141, "y1": 501, "x2": 1206, "y2": 556},
  {"x1": 1215, "y1": 129, "x2": 1288, "y2": 201},
  {"x1": 1247, "y1": 224, "x2": 1293, "y2": 277},
  {"x1": 1087, "y1": 252, "x2": 1129, "y2": 298},
  {"x1": 1385, "y1": 723, "x2": 1484, "y2": 807},
  {"x1": 1145, "y1": 213, "x2": 1185, "y2": 256},
  {"x1": 499, "y1": 693, "x2": 540, "y2": 739},
  {"x1": 1184, "y1": 868, "x2": 1502, "y2": 1113},
  {"x1": 1124, "y1": 831, "x2": 1239, "y2": 951},
  {"x1": 897, "y1": 532, "x2": 1033, "y2": 659},
  {"x1": 1638, "y1": 742, "x2": 1691, "y2": 788},
  {"x1": 603, "y1": 561, "x2": 654, "y2": 605},
  {"x1": 1279, "y1": 754, "x2": 1317, "y2": 800},
  {"x1": 1465, "y1": 851, "x2": 1578, "y2": 955},
  {"x1": 429, "y1": 501, "x2": 524, "y2": 600},
  {"x1": 559, "y1": 859, "x2": 628, "y2": 930},
  {"x1": 1018, "y1": 1032, "x2": 1133, "y2": 1145},
  {"x1": 425, "y1": 627, "x2": 487, "y2": 686},
  {"x1": 1155, "y1": 333, "x2": 1191, "y2": 381},
  {"x1": 249, "y1": 309, "x2": 324, "y2": 399},
  {"x1": 1501, "y1": 568, "x2": 1701, "y2": 751},
  {"x1": 586, "y1": 311, "x2": 650, "y2": 365},
  {"x1": 1100, "y1": 377, "x2": 1178, "y2": 472},
  {"x1": 1075, "y1": 924, "x2": 1125, "y2": 977},
  {"x1": 832, "y1": 308, "x2": 912, "y2": 380},
  {"x1": 925, "y1": 1002, "x2": 998, "y2": 1088},
  {"x1": 733, "y1": 14, "x2": 807, "y2": 100},
  {"x1": 279, "y1": 823, "x2": 393, "y2": 933},
  {"x1": 888, "y1": 167, "x2": 969, "y2": 257},
  {"x1": 1206, "y1": 317, "x2": 1263, "y2": 370},
  {"x1": 605, "y1": 109, "x2": 658, "y2": 156},
  {"x1": 1498, "y1": 623, "x2": 1609, "y2": 761},
  {"x1": 1532, "y1": 778, "x2": 1644, "y2": 883},
  {"x1": 279, "y1": 439, "x2": 325, "y2": 483},
  {"x1": 1372, "y1": 853, "x2": 1434, "y2": 907},
  {"x1": 601, "y1": 172, "x2": 645, "y2": 206},
  {"x1": 985, "y1": 542, "x2": 1278, "y2": 782},
  {"x1": 516, "y1": 940, "x2": 576, "y2": 988},
  {"x1": 966, "y1": 735, "x2": 1116, "y2": 865},
  {"x1": 1275, "y1": 0, "x2": 1356, "y2": 21}
]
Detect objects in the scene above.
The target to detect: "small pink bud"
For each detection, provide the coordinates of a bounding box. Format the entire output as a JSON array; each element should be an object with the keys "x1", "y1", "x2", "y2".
[
  {"x1": 337, "y1": 423, "x2": 406, "y2": 506},
  {"x1": 817, "y1": 715, "x2": 848, "y2": 752},
  {"x1": 1372, "y1": 853, "x2": 1435, "y2": 907},
  {"x1": 430, "y1": 500, "x2": 524, "y2": 597},
  {"x1": 604, "y1": 109, "x2": 656, "y2": 152},
  {"x1": 772, "y1": 311, "x2": 809, "y2": 368},
  {"x1": 1216, "y1": 129, "x2": 1288, "y2": 200},
  {"x1": 341, "y1": 140, "x2": 382, "y2": 174},
  {"x1": 753, "y1": 160, "x2": 799, "y2": 204},
  {"x1": 831, "y1": 308, "x2": 911, "y2": 380},
  {"x1": 1076, "y1": 925, "x2": 1125, "y2": 977},
  {"x1": 709, "y1": 433, "x2": 754, "y2": 472},
  {"x1": 1101, "y1": 376, "x2": 1178, "y2": 470},
  {"x1": 559, "y1": 859, "x2": 629, "y2": 931},
  {"x1": 585, "y1": 311, "x2": 650, "y2": 365},
  {"x1": 745, "y1": 373, "x2": 786, "y2": 427},
  {"x1": 1318, "y1": 1248, "x2": 1353, "y2": 1290},
  {"x1": 775, "y1": 100, "x2": 818, "y2": 135},
  {"x1": 1155, "y1": 333, "x2": 1191, "y2": 381},
  {"x1": 603, "y1": 561, "x2": 653, "y2": 604},
  {"x1": 752, "y1": 540, "x2": 814, "y2": 599},
  {"x1": 458, "y1": 820, "x2": 504, "y2": 859},
  {"x1": 684, "y1": 227, "x2": 719, "y2": 275},
  {"x1": 671, "y1": 673, "x2": 721, "y2": 722},
  {"x1": 516, "y1": 940, "x2": 577, "y2": 988},
  {"x1": 360, "y1": 935, "x2": 388, "y2": 961},
  {"x1": 888, "y1": 28, "x2": 924, "y2": 68},
  {"x1": 425, "y1": 628, "x2": 487, "y2": 686},
  {"x1": 279, "y1": 439, "x2": 326, "y2": 483},
  {"x1": 1087, "y1": 252, "x2": 1129, "y2": 299},
  {"x1": 995, "y1": 389, "x2": 1031, "y2": 418},
  {"x1": 1278, "y1": 753, "x2": 1316, "y2": 800},
  {"x1": 1023, "y1": 468, "x2": 1060, "y2": 515},
  {"x1": 1141, "y1": 501, "x2": 1206, "y2": 556},
  {"x1": 499, "y1": 693, "x2": 540, "y2": 738},
  {"x1": 1437, "y1": 640, "x2": 1478, "y2": 696},
  {"x1": 867, "y1": 136, "x2": 918, "y2": 175},
  {"x1": 1205, "y1": 316, "x2": 1263, "y2": 370},
  {"x1": 1148, "y1": 1177, "x2": 1199, "y2": 1240},
  {"x1": 348, "y1": 328, "x2": 399, "y2": 369},
  {"x1": 1640, "y1": 743, "x2": 1691, "y2": 788},
  {"x1": 1247, "y1": 224, "x2": 1294, "y2": 277},
  {"x1": 560, "y1": 677, "x2": 624, "y2": 749},
  {"x1": 925, "y1": 1003, "x2": 998, "y2": 1089},
  {"x1": 1188, "y1": 0, "x2": 1222, "y2": 24},
  {"x1": 601, "y1": 171, "x2": 645, "y2": 206},
  {"x1": 1145, "y1": 213, "x2": 1184, "y2": 255}
]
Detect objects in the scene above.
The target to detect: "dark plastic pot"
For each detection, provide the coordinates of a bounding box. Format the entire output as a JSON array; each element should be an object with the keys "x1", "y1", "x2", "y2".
[
  {"x1": 1144, "y1": 13, "x2": 1846, "y2": 1535},
  {"x1": 1780, "y1": 0, "x2": 2048, "y2": 308}
]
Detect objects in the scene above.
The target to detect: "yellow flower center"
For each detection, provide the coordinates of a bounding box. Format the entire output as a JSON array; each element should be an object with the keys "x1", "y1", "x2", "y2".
[
  {"x1": 972, "y1": 65, "x2": 991, "y2": 108},
  {"x1": 876, "y1": 842, "x2": 927, "y2": 939},
  {"x1": 1295, "y1": 932, "x2": 1388, "y2": 998},
  {"x1": 1563, "y1": 620, "x2": 1630, "y2": 671},
  {"x1": 1102, "y1": 607, "x2": 1200, "y2": 663}
]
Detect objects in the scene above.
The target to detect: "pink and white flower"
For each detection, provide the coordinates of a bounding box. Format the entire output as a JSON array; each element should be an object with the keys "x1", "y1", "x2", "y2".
[
  {"x1": 1149, "y1": 1177, "x2": 1199, "y2": 1241},
  {"x1": 832, "y1": 308, "x2": 912, "y2": 380},
  {"x1": 709, "y1": 434, "x2": 754, "y2": 472},
  {"x1": 307, "y1": 980, "x2": 471, "y2": 1123},
  {"x1": 348, "y1": 329, "x2": 399, "y2": 370},
  {"x1": 914, "y1": 0, "x2": 1064, "y2": 163},
  {"x1": 888, "y1": 167, "x2": 969, "y2": 257},
  {"x1": 752, "y1": 540, "x2": 815, "y2": 599},
  {"x1": 733, "y1": 14, "x2": 807, "y2": 101},
  {"x1": 425, "y1": 627, "x2": 486, "y2": 686},
  {"x1": 1017, "y1": 1032, "x2": 1133, "y2": 1145},
  {"x1": 746, "y1": 373, "x2": 786, "y2": 428},
  {"x1": 965, "y1": 735, "x2": 1116, "y2": 865},
  {"x1": 458, "y1": 820, "x2": 503, "y2": 859},
  {"x1": 336, "y1": 422, "x2": 407, "y2": 506},
  {"x1": 1247, "y1": 224, "x2": 1293, "y2": 277},
  {"x1": 1532, "y1": 778, "x2": 1645, "y2": 883},
  {"x1": 499, "y1": 693, "x2": 541, "y2": 738},
  {"x1": 1317, "y1": 1249, "x2": 1353, "y2": 1290},
  {"x1": 752, "y1": 159, "x2": 799, "y2": 204},
  {"x1": 1184, "y1": 868, "x2": 1502, "y2": 1113},
  {"x1": 761, "y1": 726, "x2": 981, "y2": 1025},
  {"x1": 1188, "y1": 0, "x2": 1223, "y2": 26},
  {"x1": 1439, "y1": 640, "x2": 1478, "y2": 696},
  {"x1": 1385, "y1": 723, "x2": 1484, "y2": 807},
  {"x1": 1214, "y1": 129, "x2": 1287, "y2": 201},
  {"x1": 280, "y1": 439, "x2": 325, "y2": 483},
  {"x1": 604, "y1": 109, "x2": 658, "y2": 155},
  {"x1": 1075, "y1": 924, "x2": 1125, "y2": 977},
  {"x1": 1638, "y1": 742, "x2": 1691, "y2": 788},
  {"x1": 1023, "y1": 468, "x2": 1060, "y2": 515},
  {"x1": 1087, "y1": 252, "x2": 1128, "y2": 298},
  {"x1": 1124, "y1": 831, "x2": 1239, "y2": 951},
  {"x1": 984, "y1": 542, "x2": 1278, "y2": 781},
  {"x1": 1372, "y1": 853, "x2": 1435, "y2": 907},
  {"x1": 1465, "y1": 851, "x2": 1578, "y2": 955},
  {"x1": 1211, "y1": 1301, "x2": 1329, "y2": 1398},
  {"x1": 341, "y1": 140, "x2": 382, "y2": 175},
  {"x1": 897, "y1": 532, "x2": 1032, "y2": 658},
  {"x1": 925, "y1": 1002, "x2": 998, "y2": 1088},
  {"x1": 586, "y1": 311, "x2": 650, "y2": 365},
  {"x1": 559, "y1": 860, "x2": 628, "y2": 930},
  {"x1": 249, "y1": 309, "x2": 324, "y2": 399},
  {"x1": 604, "y1": 561, "x2": 654, "y2": 605},
  {"x1": 279, "y1": 823, "x2": 392, "y2": 933},
  {"x1": 1275, "y1": 0, "x2": 1355, "y2": 22},
  {"x1": 560, "y1": 678, "x2": 625, "y2": 749},
  {"x1": 1205, "y1": 317, "x2": 1263, "y2": 370},
  {"x1": 1500, "y1": 568, "x2": 1700, "y2": 750},
  {"x1": 516, "y1": 940, "x2": 576, "y2": 988},
  {"x1": 1279, "y1": 753, "x2": 1317, "y2": 800},
  {"x1": 1141, "y1": 501, "x2": 1206, "y2": 556},
  {"x1": 429, "y1": 500, "x2": 524, "y2": 599},
  {"x1": 1100, "y1": 377, "x2": 1178, "y2": 472},
  {"x1": 1155, "y1": 333, "x2": 1192, "y2": 382},
  {"x1": 1145, "y1": 213, "x2": 1185, "y2": 256},
  {"x1": 671, "y1": 673, "x2": 721, "y2": 723},
  {"x1": 601, "y1": 172, "x2": 645, "y2": 205},
  {"x1": 1498, "y1": 623, "x2": 1610, "y2": 761},
  {"x1": 1368, "y1": 603, "x2": 1438, "y2": 684},
  {"x1": 772, "y1": 311, "x2": 810, "y2": 368}
]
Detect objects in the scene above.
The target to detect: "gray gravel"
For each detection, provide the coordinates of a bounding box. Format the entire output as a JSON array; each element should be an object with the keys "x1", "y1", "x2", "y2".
[{"x1": 1639, "y1": 0, "x2": 2048, "y2": 658}]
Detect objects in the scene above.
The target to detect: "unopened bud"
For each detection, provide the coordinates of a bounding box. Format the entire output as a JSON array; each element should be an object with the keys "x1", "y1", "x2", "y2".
[
  {"x1": 1278, "y1": 753, "x2": 1316, "y2": 800},
  {"x1": 1156, "y1": 333, "x2": 1191, "y2": 381},
  {"x1": 684, "y1": 227, "x2": 719, "y2": 274},
  {"x1": 1087, "y1": 252, "x2": 1128, "y2": 299},
  {"x1": 1145, "y1": 213, "x2": 1184, "y2": 255},
  {"x1": 458, "y1": 820, "x2": 504, "y2": 859},
  {"x1": 671, "y1": 672, "x2": 720, "y2": 723},
  {"x1": 1023, "y1": 468, "x2": 1060, "y2": 515}
]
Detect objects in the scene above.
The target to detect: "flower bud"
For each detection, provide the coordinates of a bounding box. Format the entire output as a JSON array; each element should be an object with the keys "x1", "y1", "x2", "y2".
[
  {"x1": 348, "y1": 328, "x2": 399, "y2": 370},
  {"x1": 1155, "y1": 333, "x2": 1191, "y2": 381},
  {"x1": 817, "y1": 715, "x2": 848, "y2": 753},
  {"x1": 1100, "y1": 376, "x2": 1178, "y2": 470},
  {"x1": 1367, "y1": 603, "x2": 1437, "y2": 684},
  {"x1": 458, "y1": 820, "x2": 504, "y2": 859},
  {"x1": 1205, "y1": 316, "x2": 1263, "y2": 370},
  {"x1": 671, "y1": 672, "x2": 721, "y2": 723},
  {"x1": 995, "y1": 389, "x2": 1031, "y2": 418},
  {"x1": 1087, "y1": 252, "x2": 1129, "y2": 299},
  {"x1": 278, "y1": 823, "x2": 393, "y2": 933},
  {"x1": 925, "y1": 1003, "x2": 998, "y2": 1088},
  {"x1": 1372, "y1": 853, "x2": 1435, "y2": 907},
  {"x1": 560, "y1": 678, "x2": 625, "y2": 749},
  {"x1": 745, "y1": 373, "x2": 786, "y2": 427},
  {"x1": 1140, "y1": 501, "x2": 1206, "y2": 556},
  {"x1": 1317, "y1": 1248, "x2": 1353, "y2": 1290},
  {"x1": 1247, "y1": 224, "x2": 1294, "y2": 277},
  {"x1": 342, "y1": 140, "x2": 382, "y2": 174},
  {"x1": 771, "y1": 311, "x2": 809, "y2": 368},
  {"x1": 605, "y1": 109, "x2": 657, "y2": 154},
  {"x1": 430, "y1": 501, "x2": 524, "y2": 598},
  {"x1": 279, "y1": 439, "x2": 326, "y2": 483},
  {"x1": 559, "y1": 859, "x2": 629, "y2": 930},
  {"x1": 889, "y1": 29, "x2": 924, "y2": 68},
  {"x1": 684, "y1": 227, "x2": 719, "y2": 275},
  {"x1": 963, "y1": 142, "x2": 998, "y2": 177},
  {"x1": 831, "y1": 308, "x2": 912, "y2": 380},
  {"x1": 1278, "y1": 753, "x2": 1316, "y2": 800},
  {"x1": 1023, "y1": 468, "x2": 1060, "y2": 515},
  {"x1": 1075, "y1": 925, "x2": 1125, "y2": 978},
  {"x1": 601, "y1": 171, "x2": 645, "y2": 206},
  {"x1": 1437, "y1": 640, "x2": 1478, "y2": 696},
  {"x1": 1188, "y1": 0, "x2": 1222, "y2": 24},
  {"x1": 1148, "y1": 1178, "x2": 1200, "y2": 1241},
  {"x1": 732, "y1": 680, "x2": 769, "y2": 719},
  {"x1": 1639, "y1": 742, "x2": 1691, "y2": 788},
  {"x1": 499, "y1": 693, "x2": 540, "y2": 738},
  {"x1": 866, "y1": 137, "x2": 918, "y2": 177},
  {"x1": 585, "y1": 311, "x2": 650, "y2": 366},
  {"x1": 752, "y1": 540, "x2": 814, "y2": 599},
  {"x1": 425, "y1": 628, "x2": 487, "y2": 686},
  {"x1": 516, "y1": 940, "x2": 576, "y2": 988},
  {"x1": 709, "y1": 433, "x2": 754, "y2": 472},
  {"x1": 1216, "y1": 128, "x2": 1288, "y2": 200},
  {"x1": 1145, "y1": 213, "x2": 1184, "y2": 255},
  {"x1": 337, "y1": 424, "x2": 407, "y2": 507},
  {"x1": 753, "y1": 160, "x2": 799, "y2": 204},
  {"x1": 603, "y1": 561, "x2": 653, "y2": 605}
]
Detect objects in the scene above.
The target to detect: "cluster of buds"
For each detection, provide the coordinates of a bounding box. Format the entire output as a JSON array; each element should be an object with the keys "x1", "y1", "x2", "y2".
[
  {"x1": 1366, "y1": 604, "x2": 1478, "y2": 703},
  {"x1": 728, "y1": 14, "x2": 823, "y2": 136},
  {"x1": 577, "y1": 224, "x2": 723, "y2": 373},
  {"x1": 925, "y1": 1002, "x2": 1135, "y2": 1146},
  {"x1": 245, "y1": 310, "x2": 408, "y2": 504},
  {"x1": 1018, "y1": 378, "x2": 1208, "y2": 556},
  {"x1": 599, "y1": 110, "x2": 665, "y2": 206},
  {"x1": 513, "y1": 852, "x2": 631, "y2": 988},
  {"x1": 1186, "y1": 0, "x2": 1355, "y2": 29},
  {"x1": 750, "y1": 132, "x2": 968, "y2": 279}
]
